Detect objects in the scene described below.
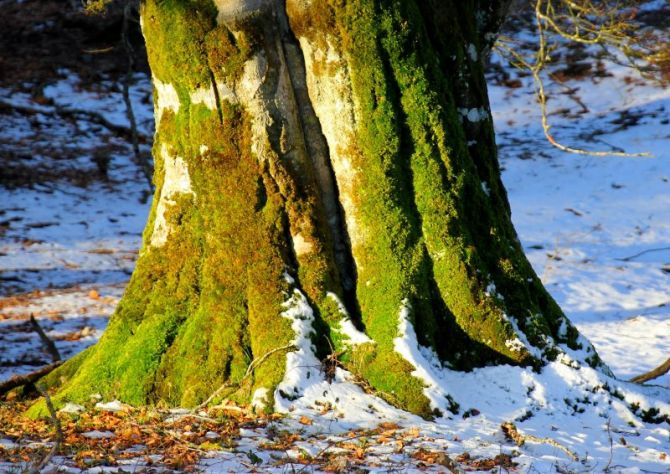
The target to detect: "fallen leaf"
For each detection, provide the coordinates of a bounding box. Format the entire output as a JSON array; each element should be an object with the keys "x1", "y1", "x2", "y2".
[{"x1": 299, "y1": 415, "x2": 312, "y2": 426}]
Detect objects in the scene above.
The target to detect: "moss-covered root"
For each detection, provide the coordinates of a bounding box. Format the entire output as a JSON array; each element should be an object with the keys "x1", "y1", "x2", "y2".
[{"x1": 287, "y1": 0, "x2": 604, "y2": 377}]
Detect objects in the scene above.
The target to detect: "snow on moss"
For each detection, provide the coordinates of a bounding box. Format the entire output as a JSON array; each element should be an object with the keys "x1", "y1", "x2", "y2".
[
  {"x1": 327, "y1": 292, "x2": 372, "y2": 345},
  {"x1": 274, "y1": 285, "x2": 321, "y2": 411},
  {"x1": 251, "y1": 387, "x2": 269, "y2": 411},
  {"x1": 458, "y1": 106, "x2": 489, "y2": 123},
  {"x1": 393, "y1": 300, "x2": 453, "y2": 416}
]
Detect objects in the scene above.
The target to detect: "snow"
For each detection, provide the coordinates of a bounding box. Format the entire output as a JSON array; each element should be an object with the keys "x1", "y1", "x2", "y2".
[
  {"x1": 95, "y1": 400, "x2": 131, "y2": 412},
  {"x1": 81, "y1": 430, "x2": 115, "y2": 439},
  {"x1": 393, "y1": 300, "x2": 452, "y2": 415},
  {"x1": 327, "y1": 292, "x2": 372, "y2": 345},
  {"x1": 59, "y1": 402, "x2": 85, "y2": 414},
  {"x1": 458, "y1": 106, "x2": 489, "y2": 122}
]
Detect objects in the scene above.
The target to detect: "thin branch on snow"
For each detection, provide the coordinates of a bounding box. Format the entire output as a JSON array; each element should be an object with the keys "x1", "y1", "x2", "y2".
[
  {"x1": 501, "y1": 422, "x2": 579, "y2": 461},
  {"x1": 121, "y1": 1, "x2": 153, "y2": 192},
  {"x1": 616, "y1": 246, "x2": 670, "y2": 262},
  {"x1": 630, "y1": 357, "x2": 670, "y2": 384}
]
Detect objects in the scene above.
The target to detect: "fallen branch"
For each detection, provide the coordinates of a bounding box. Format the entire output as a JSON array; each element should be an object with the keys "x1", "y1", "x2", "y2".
[
  {"x1": 25, "y1": 386, "x2": 63, "y2": 474},
  {"x1": 0, "y1": 100, "x2": 139, "y2": 141},
  {"x1": 630, "y1": 357, "x2": 670, "y2": 384},
  {"x1": 0, "y1": 362, "x2": 63, "y2": 397},
  {"x1": 30, "y1": 314, "x2": 61, "y2": 362},
  {"x1": 194, "y1": 344, "x2": 296, "y2": 412},
  {"x1": 501, "y1": 422, "x2": 578, "y2": 461}
]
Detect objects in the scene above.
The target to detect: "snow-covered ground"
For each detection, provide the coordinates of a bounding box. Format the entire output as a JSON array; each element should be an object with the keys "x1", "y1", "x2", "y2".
[{"x1": 2, "y1": 17, "x2": 670, "y2": 474}]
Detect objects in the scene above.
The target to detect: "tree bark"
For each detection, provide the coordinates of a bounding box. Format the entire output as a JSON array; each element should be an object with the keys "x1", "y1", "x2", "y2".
[{"x1": 32, "y1": 0, "x2": 604, "y2": 418}]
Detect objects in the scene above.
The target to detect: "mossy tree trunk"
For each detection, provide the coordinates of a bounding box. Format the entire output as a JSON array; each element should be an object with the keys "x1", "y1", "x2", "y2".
[{"x1": 39, "y1": 0, "x2": 603, "y2": 418}]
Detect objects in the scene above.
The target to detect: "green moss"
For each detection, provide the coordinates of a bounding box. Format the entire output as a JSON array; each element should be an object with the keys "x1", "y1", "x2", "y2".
[{"x1": 141, "y1": 0, "x2": 216, "y2": 88}]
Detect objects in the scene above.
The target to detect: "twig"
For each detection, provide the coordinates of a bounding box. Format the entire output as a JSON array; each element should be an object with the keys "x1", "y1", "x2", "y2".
[
  {"x1": 29, "y1": 314, "x2": 61, "y2": 362},
  {"x1": 24, "y1": 386, "x2": 63, "y2": 474},
  {"x1": 616, "y1": 246, "x2": 670, "y2": 262},
  {"x1": 501, "y1": 422, "x2": 578, "y2": 461},
  {"x1": 630, "y1": 357, "x2": 670, "y2": 384},
  {"x1": 531, "y1": 0, "x2": 651, "y2": 158},
  {"x1": 0, "y1": 362, "x2": 63, "y2": 397},
  {"x1": 603, "y1": 418, "x2": 613, "y2": 472},
  {"x1": 194, "y1": 344, "x2": 296, "y2": 411}
]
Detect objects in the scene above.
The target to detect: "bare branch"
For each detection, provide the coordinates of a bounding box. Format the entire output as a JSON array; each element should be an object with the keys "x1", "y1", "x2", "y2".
[
  {"x1": 194, "y1": 344, "x2": 297, "y2": 411},
  {"x1": 0, "y1": 362, "x2": 63, "y2": 397},
  {"x1": 25, "y1": 387, "x2": 63, "y2": 474},
  {"x1": 30, "y1": 314, "x2": 61, "y2": 363}
]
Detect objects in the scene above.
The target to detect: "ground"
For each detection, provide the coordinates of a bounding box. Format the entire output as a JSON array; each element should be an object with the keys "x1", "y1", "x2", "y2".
[{"x1": 1, "y1": 1, "x2": 670, "y2": 472}]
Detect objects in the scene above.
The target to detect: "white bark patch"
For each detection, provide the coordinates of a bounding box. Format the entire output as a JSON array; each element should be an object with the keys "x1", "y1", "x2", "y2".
[
  {"x1": 235, "y1": 54, "x2": 272, "y2": 161},
  {"x1": 297, "y1": 37, "x2": 365, "y2": 257},
  {"x1": 153, "y1": 76, "x2": 180, "y2": 123},
  {"x1": 150, "y1": 144, "x2": 195, "y2": 248},
  {"x1": 291, "y1": 232, "x2": 313, "y2": 256},
  {"x1": 190, "y1": 84, "x2": 218, "y2": 111},
  {"x1": 217, "y1": 82, "x2": 237, "y2": 105},
  {"x1": 467, "y1": 43, "x2": 478, "y2": 62},
  {"x1": 213, "y1": 0, "x2": 270, "y2": 25}
]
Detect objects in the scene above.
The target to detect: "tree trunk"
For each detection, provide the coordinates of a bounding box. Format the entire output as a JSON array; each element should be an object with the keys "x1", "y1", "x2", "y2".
[{"x1": 34, "y1": 0, "x2": 604, "y2": 418}]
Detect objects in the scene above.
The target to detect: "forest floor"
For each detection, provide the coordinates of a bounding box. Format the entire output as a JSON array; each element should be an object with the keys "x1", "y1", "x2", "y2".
[{"x1": 1, "y1": 1, "x2": 670, "y2": 473}]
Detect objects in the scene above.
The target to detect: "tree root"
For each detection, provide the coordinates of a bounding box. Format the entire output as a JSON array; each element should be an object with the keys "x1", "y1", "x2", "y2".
[
  {"x1": 630, "y1": 357, "x2": 670, "y2": 384},
  {"x1": 501, "y1": 422, "x2": 578, "y2": 461}
]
